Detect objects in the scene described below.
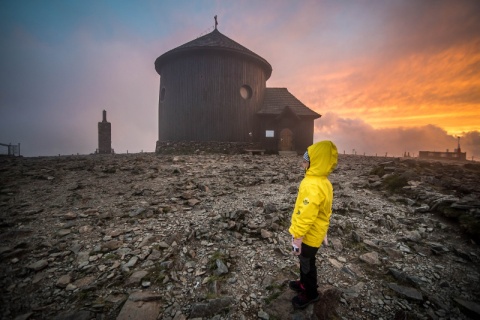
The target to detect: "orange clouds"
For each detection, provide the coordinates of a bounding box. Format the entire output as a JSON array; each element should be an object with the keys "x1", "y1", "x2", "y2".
[
  {"x1": 314, "y1": 113, "x2": 480, "y2": 160},
  {"x1": 291, "y1": 41, "x2": 480, "y2": 137}
]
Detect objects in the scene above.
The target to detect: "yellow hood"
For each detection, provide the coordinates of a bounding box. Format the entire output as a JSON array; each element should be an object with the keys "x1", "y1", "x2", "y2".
[{"x1": 306, "y1": 141, "x2": 338, "y2": 177}]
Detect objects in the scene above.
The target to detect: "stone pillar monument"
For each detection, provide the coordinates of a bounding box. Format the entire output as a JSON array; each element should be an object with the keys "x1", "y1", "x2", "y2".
[{"x1": 98, "y1": 110, "x2": 112, "y2": 154}]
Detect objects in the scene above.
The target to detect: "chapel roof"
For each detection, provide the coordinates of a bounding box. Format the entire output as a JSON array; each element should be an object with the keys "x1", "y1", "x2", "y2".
[
  {"x1": 155, "y1": 28, "x2": 272, "y2": 79},
  {"x1": 258, "y1": 88, "x2": 321, "y2": 118}
]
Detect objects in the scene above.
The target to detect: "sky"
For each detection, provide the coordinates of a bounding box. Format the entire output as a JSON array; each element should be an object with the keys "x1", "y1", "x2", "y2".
[{"x1": 1, "y1": 0, "x2": 479, "y2": 159}]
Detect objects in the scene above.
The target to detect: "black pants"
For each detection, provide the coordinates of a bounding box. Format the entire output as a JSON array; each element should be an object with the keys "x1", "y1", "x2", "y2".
[{"x1": 299, "y1": 242, "x2": 319, "y2": 298}]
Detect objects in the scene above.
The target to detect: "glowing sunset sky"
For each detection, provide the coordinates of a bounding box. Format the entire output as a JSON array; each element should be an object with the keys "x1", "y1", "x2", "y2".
[{"x1": 1, "y1": 0, "x2": 479, "y2": 158}]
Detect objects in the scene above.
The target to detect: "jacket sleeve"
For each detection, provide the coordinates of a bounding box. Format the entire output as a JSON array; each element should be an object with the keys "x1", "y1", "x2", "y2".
[{"x1": 289, "y1": 183, "x2": 323, "y2": 238}]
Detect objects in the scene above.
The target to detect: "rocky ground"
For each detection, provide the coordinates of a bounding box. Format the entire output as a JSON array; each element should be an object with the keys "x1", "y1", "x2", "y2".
[{"x1": 0, "y1": 151, "x2": 479, "y2": 320}]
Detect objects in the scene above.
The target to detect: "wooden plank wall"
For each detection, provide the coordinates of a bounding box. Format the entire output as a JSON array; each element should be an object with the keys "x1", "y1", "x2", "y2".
[{"x1": 158, "y1": 51, "x2": 268, "y2": 142}]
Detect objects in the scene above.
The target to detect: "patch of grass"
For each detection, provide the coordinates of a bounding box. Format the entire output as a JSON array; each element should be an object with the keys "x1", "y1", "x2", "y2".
[
  {"x1": 369, "y1": 166, "x2": 385, "y2": 177},
  {"x1": 342, "y1": 222, "x2": 354, "y2": 234},
  {"x1": 92, "y1": 296, "x2": 106, "y2": 305},
  {"x1": 103, "y1": 253, "x2": 117, "y2": 260},
  {"x1": 286, "y1": 264, "x2": 298, "y2": 274},
  {"x1": 266, "y1": 282, "x2": 285, "y2": 291},
  {"x1": 334, "y1": 207, "x2": 349, "y2": 216},
  {"x1": 370, "y1": 271, "x2": 389, "y2": 283},
  {"x1": 205, "y1": 292, "x2": 220, "y2": 300},
  {"x1": 75, "y1": 291, "x2": 90, "y2": 302},
  {"x1": 264, "y1": 283, "x2": 287, "y2": 305},
  {"x1": 264, "y1": 291, "x2": 282, "y2": 305},
  {"x1": 145, "y1": 263, "x2": 167, "y2": 284},
  {"x1": 440, "y1": 207, "x2": 464, "y2": 219},
  {"x1": 207, "y1": 250, "x2": 228, "y2": 270},
  {"x1": 345, "y1": 241, "x2": 368, "y2": 253},
  {"x1": 459, "y1": 214, "x2": 480, "y2": 241},
  {"x1": 383, "y1": 174, "x2": 408, "y2": 192},
  {"x1": 205, "y1": 274, "x2": 225, "y2": 284},
  {"x1": 363, "y1": 265, "x2": 386, "y2": 279},
  {"x1": 278, "y1": 217, "x2": 290, "y2": 228}
]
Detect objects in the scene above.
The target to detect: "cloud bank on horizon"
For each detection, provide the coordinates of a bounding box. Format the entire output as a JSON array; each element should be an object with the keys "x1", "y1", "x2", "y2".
[{"x1": 0, "y1": 0, "x2": 479, "y2": 159}]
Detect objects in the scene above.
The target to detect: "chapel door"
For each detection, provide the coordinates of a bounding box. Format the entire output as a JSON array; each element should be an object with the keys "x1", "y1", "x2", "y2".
[{"x1": 279, "y1": 128, "x2": 294, "y2": 151}]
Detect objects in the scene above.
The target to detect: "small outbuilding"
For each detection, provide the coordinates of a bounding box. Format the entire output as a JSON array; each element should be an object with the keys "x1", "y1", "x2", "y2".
[
  {"x1": 418, "y1": 138, "x2": 467, "y2": 161},
  {"x1": 154, "y1": 20, "x2": 320, "y2": 154}
]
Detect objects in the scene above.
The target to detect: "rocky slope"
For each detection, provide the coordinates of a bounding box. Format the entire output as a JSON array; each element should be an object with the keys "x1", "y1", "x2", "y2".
[{"x1": 0, "y1": 152, "x2": 479, "y2": 320}]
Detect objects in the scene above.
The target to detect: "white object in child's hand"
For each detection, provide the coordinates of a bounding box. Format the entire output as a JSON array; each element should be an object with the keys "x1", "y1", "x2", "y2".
[
  {"x1": 291, "y1": 237, "x2": 303, "y2": 256},
  {"x1": 323, "y1": 234, "x2": 329, "y2": 246}
]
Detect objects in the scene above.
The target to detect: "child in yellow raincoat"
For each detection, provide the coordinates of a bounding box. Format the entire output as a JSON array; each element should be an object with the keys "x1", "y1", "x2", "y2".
[{"x1": 289, "y1": 140, "x2": 338, "y2": 309}]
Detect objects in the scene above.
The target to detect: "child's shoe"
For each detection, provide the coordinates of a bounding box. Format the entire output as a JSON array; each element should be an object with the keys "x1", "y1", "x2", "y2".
[
  {"x1": 288, "y1": 280, "x2": 305, "y2": 292},
  {"x1": 292, "y1": 292, "x2": 320, "y2": 309}
]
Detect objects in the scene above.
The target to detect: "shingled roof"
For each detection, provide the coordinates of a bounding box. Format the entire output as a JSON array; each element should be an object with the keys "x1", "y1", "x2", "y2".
[
  {"x1": 258, "y1": 88, "x2": 321, "y2": 118},
  {"x1": 155, "y1": 28, "x2": 272, "y2": 79}
]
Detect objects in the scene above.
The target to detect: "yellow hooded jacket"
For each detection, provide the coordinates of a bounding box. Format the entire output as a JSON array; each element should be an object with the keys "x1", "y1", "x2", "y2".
[{"x1": 289, "y1": 141, "x2": 338, "y2": 248}]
